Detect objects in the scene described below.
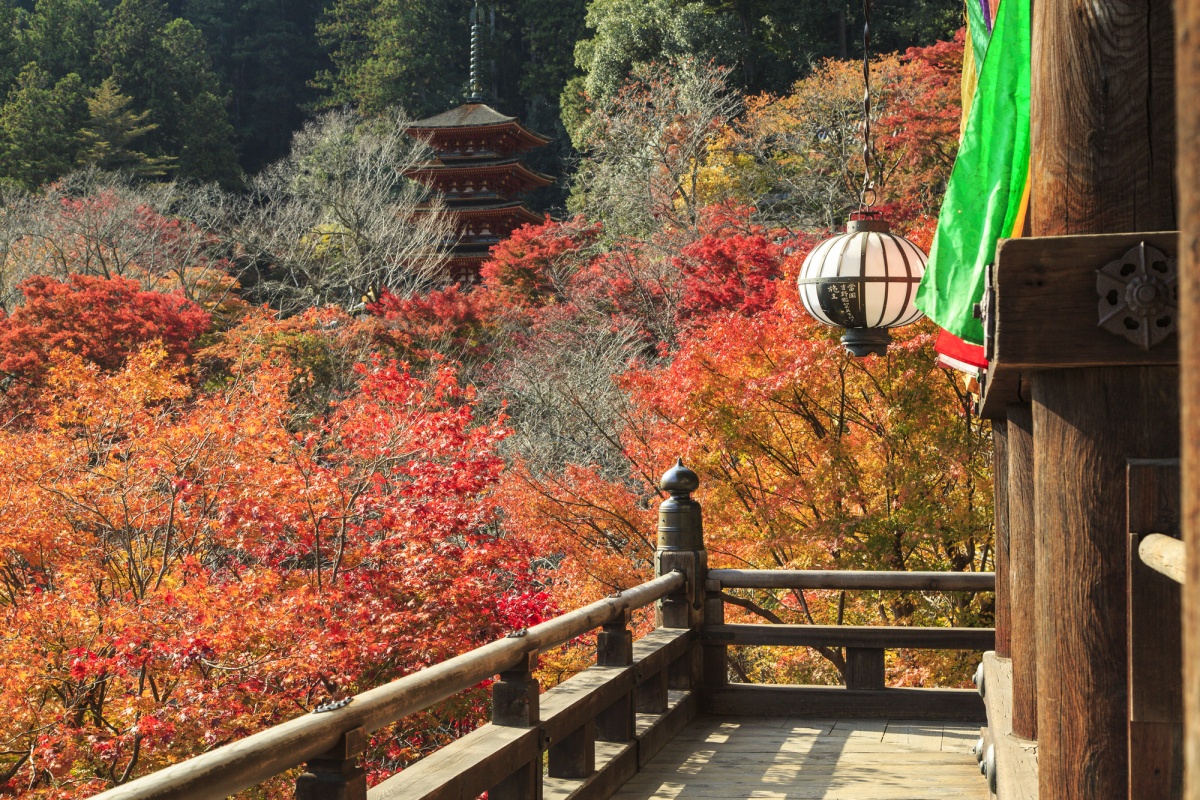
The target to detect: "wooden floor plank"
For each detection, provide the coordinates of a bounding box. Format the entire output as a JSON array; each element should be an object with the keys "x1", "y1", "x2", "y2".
[
  {"x1": 939, "y1": 724, "x2": 982, "y2": 754},
  {"x1": 609, "y1": 715, "x2": 988, "y2": 800},
  {"x1": 881, "y1": 720, "x2": 945, "y2": 751}
]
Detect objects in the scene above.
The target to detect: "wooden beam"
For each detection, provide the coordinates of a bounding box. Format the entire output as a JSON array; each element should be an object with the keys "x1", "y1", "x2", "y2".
[
  {"x1": 991, "y1": 232, "x2": 1179, "y2": 371},
  {"x1": 707, "y1": 569, "x2": 995, "y2": 592},
  {"x1": 993, "y1": 419, "x2": 1012, "y2": 658},
  {"x1": 1127, "y1": 460, "x2": 1183, "y2": 798},
  {"x1": 1007, "y1": 404, "x2": 1038, "y2": 742},
  {"x1": 1177, "y1": 0, "x2": 1200, "y2": 794},
  {"x1": 701, "y1": 624, "x2": 994, "y2": 650},
  {"x1": 700, "y1": 685, "x2": 985, "y2": 722},
  {"x1": 369, "y1": 725, "x2": 540, "y2": 800}
]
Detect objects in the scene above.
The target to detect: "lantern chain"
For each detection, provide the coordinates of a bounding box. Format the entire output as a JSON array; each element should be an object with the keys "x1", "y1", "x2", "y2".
[{"x1": 860, "y1": 0, "x2": 876, "y2": 209}]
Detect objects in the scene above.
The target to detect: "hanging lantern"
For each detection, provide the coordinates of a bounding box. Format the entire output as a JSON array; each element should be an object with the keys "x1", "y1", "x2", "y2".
[
  {"x1": 794, "y1": 0, "x2": 928, "y2": 357},
  {"x1": 797, "y1": 214, "x2": 926, "y2": 357}
]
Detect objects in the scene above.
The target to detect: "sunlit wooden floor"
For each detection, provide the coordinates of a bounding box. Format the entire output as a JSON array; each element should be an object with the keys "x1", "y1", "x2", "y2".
[{"x1": 609, "y1": 716, "x2": 987, "y2": 800}]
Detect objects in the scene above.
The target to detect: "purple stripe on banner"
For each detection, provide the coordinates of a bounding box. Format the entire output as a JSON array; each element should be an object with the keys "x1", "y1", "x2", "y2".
[{"x1": 979, "y1": 0, "x2": 993, "y2": 31}]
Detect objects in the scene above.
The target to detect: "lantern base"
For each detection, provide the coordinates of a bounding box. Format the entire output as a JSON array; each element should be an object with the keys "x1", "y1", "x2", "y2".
[{"x1": 841, "y1": 328, "x2": 891, "y2": 357}]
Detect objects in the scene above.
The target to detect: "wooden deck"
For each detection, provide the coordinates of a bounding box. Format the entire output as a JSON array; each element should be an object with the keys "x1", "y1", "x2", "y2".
[{"x1": 609, "y1": 715, "x2": 987, "y2": 800}]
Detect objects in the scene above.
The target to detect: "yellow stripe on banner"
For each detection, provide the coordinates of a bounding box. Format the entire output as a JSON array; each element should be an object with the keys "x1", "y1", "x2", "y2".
[
  {"x1": 1007, "y1": 157, "x2": 1031, "y2": 237},
  {"x1": 961, "y1": 30, "x2": 977, "y2": 138}
]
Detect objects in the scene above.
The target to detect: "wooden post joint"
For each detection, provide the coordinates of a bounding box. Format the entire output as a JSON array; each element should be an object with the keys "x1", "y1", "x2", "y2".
[
  {"x1": 597, "y1": 609, "x2": 633, "y2": 667},
  {"x1": 493, "y1": 651, "x2": 540, "y2": 728},
  {"x1": 295, "y1": 726, "x2": 367, "y2": 800}
]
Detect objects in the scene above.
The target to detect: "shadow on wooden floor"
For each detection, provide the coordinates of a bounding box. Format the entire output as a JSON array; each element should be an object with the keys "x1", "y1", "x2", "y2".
[{"x1": 608, "y1": 716, "x2": 987, "y2": 800}]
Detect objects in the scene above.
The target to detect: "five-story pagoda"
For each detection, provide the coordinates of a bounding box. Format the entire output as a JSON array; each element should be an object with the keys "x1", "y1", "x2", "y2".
[{"x1": 406, "y1": 8, "x2": 552, "y2": 283}]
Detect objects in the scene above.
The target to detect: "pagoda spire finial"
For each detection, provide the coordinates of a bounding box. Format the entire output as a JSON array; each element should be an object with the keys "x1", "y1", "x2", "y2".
[{"x1": 468, "y1": 1, "x2": 483, "y2": 102}]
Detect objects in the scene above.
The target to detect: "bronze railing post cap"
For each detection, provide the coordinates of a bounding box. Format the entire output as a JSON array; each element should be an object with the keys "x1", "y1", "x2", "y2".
[{"x1": 660, "y1": 458, "x2": 699, "y2": 494}]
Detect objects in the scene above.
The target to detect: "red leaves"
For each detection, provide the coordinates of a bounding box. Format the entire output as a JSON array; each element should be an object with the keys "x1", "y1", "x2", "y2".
[
  {"x1": 0, "y1": 306, "x2": 547, "y2": 795},
  {"x1": 480, "y1": 216, "x2": 601, "y2": 309},
  {"x1": 675, "y1": 205, "x2": 795, "y2": 324},
  {"x1": 0, "y1": 274, "x2": 210, "y2": 390}
]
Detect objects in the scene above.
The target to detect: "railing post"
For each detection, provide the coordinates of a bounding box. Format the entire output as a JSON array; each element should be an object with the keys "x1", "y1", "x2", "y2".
[
  {"x1": 294, "y1": 726, "x2": 367, "y2": 800},
  {"x1": 595, "y1": 611, "x2": 636, "y2": 743},
  {"x1": 703, "y1": 577, "x2": 727, "y2": 689},
  {"x1": 845, "y1": 648, "x2": 885, "y2": 690},
  {"x1": 490, "y1": 651, "x2": 542, "y2": 800},
  {"x1": 654, "y1": 459, "x2": 707, "y2": 687}
]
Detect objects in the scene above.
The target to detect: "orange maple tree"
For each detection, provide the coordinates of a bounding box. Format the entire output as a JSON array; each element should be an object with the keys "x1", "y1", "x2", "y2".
[{"x1": 0, "y1": 288, "x2": 551, "y2": 796}]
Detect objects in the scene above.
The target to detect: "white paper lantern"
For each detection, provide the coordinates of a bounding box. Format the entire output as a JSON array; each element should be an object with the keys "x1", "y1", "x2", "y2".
[{"x1": 797, "y1": 216, "x2": 927, "y2": 356}]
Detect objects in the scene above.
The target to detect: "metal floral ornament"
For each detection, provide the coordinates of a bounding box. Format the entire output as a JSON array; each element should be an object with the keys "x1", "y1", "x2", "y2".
[{"x1": 796, "y1": 0, "x2": 928, "y2": 357}]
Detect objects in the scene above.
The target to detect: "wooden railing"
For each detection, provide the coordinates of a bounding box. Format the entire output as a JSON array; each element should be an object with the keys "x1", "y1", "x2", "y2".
[
  {"x1": 85, "y1": 461, "x2": 996, "y2": 799},
  {"x1": 90, "y1": 572, "x2": 690, "y2": 800},
  {"x1": 701, "y1": 568, "x2": 994, "y2": 721}
]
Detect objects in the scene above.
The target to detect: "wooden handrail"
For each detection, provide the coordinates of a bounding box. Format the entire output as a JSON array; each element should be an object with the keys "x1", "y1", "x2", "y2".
[
  {"x1": 701, "y1": 623, "x2": 996, "y2": 650},
  {"x1": 708, "y1": 569, "x2": 995, "y2": 591},
  {"x1": 88, "y1": 571, "x2": 686, "y2": 800},
  {"x1": 1138, "y1": 533, "x2": 1186, "y2": 583}
]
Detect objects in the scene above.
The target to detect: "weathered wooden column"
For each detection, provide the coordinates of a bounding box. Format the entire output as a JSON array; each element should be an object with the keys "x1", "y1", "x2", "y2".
[
  {"x1": 992, "y1": 419, "x2": 1012, "y2": 659},
  {"x1": 654, "y1": 460, "x2": 706, "y2": 684},
  {"x1": 1006, "y1": 405, "x2": 1037, "y2": 741},
  {"x1": 1176, "y1": 0, "x2": 1200, "y2": 794},
  {"x1": 490, "y1": 651, "x2": 542, "y2": 799},
  {"x1": 595, "y1": 610, "x2": 636, "y2": 743},
  {"x1": 1030, "y1": 0, "x2": 1177, "y2": 795}
]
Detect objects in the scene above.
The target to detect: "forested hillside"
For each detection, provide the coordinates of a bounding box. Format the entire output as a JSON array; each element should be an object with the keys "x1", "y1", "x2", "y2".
[
  {"x1": 0, "y1": 0, "x2": 959, "y2": 190},
  {"x1": 0, "y1": 2, "x2": 980, "y2": 795}
]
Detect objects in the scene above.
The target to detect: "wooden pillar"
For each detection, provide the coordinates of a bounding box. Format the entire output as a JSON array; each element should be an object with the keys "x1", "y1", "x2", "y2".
[
  {"x1": 702, "y1": 578, "x2": 727, "y2": 690},
  {"x1": 1033, "y1": 371, "x2": 1178, "y2": 797},
  {"x1": 596, "y1": 613, "x2": 636, "y2": 743},
  {"x1": 993, "y1": 419, "x2": 1012, "y2": 658},
  {"x1": 1127, "y1": 461, "x2": 1183, "y2": 798},
  {"x1": 845, "y1": 648, "x2": 885, "y2": 690},
  {"x1": 1030, "y1": 0, "x2": 1176, "y2": 795},
  {"x1": 1006, "y1": 405, "x2": 1037, "y2": 741},
  {"x1": 655, "y1": 459, "x2": 706, "y2": 629},
  {"x1": 1176, "y1": 0, "x2": 1200, "y2": 795}
]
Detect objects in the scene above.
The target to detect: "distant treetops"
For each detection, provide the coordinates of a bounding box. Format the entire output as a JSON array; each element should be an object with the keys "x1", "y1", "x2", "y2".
[{"x1": 0, "y1": 0, "x2": 239, "y2": 190}]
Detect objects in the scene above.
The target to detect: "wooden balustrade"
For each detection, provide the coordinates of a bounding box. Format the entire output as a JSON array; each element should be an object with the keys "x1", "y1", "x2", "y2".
[
  {"x1": 708, "y1": 569, "x2": 995, "y2": 591},
  {"x1": 1139, "y1": 533, "x2": 1187, "y2": 584},
  {"x1": 82, "y1": 463, "x2": 996, "y2": 800},
  {"x1": 88, "y1": 571, "x2": 685, "y2": 800},
  {"x1": 701, "y1": 569, "x2": 993, "y2": 723}
]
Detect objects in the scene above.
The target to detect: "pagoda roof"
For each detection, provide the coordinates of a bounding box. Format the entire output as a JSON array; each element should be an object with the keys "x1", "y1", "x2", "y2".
[
  {"x1": 407, "y1": 102, "x2": 551, "y2": 148},
  {"x1": 455, "y1": 202, "x2": 545, "y2": 225},
  {"x1": 407, "y1": 158, "x2": 554, "y2": 187},
  {"x1": 416, "y1": 200, "x2": 545, "y2": 225},
  {"x1": 410, "y1": 103, "x2": 517, "y2": 128}
]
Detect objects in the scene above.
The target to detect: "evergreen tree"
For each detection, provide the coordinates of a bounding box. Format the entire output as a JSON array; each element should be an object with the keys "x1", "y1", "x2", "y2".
[
  {"x1": 22, "y1": 0, "x2": 106, "y2": 85},
  {"x1": 98, "y1": 0, "x2": 239, "y2": 185},
  {"x1": 75, "y1": 76, "x2": 173, "y2": 177},
  {"x1": 0, "y1": 62, "x2": 86, "y2": 189},
  {"x1": 315, "y1": 0, "x2": 468, "y2": 119},
  {"x1": 170, "y1": 0, "x2": 329, "y2": 172}
]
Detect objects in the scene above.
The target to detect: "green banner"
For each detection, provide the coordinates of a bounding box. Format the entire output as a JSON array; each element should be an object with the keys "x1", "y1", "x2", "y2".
[{"x1": 915, "y1": 0, "x2": 1029, "y2": 345}]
